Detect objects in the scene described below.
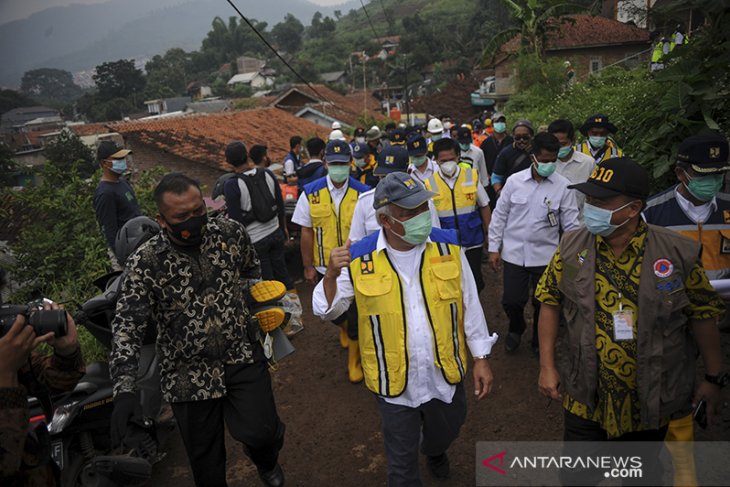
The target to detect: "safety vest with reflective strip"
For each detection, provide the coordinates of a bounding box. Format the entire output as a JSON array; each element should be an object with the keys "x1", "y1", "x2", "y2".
[
  {"x1": 424, "y1": 168, "x2": 484, "y2": 247},
  {"x1": 576, "y1": 139, "x2": 623, "y2": 165},
  {"x1": 349, "y1": 228, "x2": 468, "y2": 397},
  {"x1": 304, "y1": 176, "x2": 370, "y2": 268},
  {"x1": 644, "y1": 186, "x2": 730, "y2": 279}
]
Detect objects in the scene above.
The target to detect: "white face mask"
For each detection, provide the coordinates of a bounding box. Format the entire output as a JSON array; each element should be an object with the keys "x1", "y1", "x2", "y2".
[
  {"x1": 440, "y1": 160, "x2": 458, "y2": 176},
  {"x1": 355, "y1": 137, "x2": 365, "y2": 144}
]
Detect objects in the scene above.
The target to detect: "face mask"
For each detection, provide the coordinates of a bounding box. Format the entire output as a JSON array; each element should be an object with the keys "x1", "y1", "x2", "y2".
[
  {"x1": 684, "y1": 171, "x2": 723, "y2": 201},
  {"x1": 165, "y1": 213, "x2": 208, "y2": 247},
  {"x1": 443, "y1": 122, "x2": 452, "y2": 130},
  {"x1": 355, "y1": 137, "x2": 366, "y2": 144},
  {"x1": 111, "y1": 158, "x2": 127, "y2": 174},
  {"x1": 430, "y1": 133, "x2": 442, "y2": 142},
  {"x1": 493, "y1": 122, "x2": 507, "y2": 133},
  {"x1": 440, "y1": 160, "x2": 458, "y2": 177},
  {"x1": 582, "y1": 201, "x2": 633, "y2": 237},
  {"x1": 328, "y1": 164, "x2": 350, "y2": 183},
  {"x1": 589, "y1": 135, "x2": 607, "y2": 149},
  {"x1": 533, "y1": 157, "x2": 557, "y2": 177},
  {"x1": 558, "y1": 145, "x2": 572, "y2": 159},
  {"x1": 354, "y1": 158, "x2": 366, "y2": 168},
  {"x1": 389, "y1": 211, "x2": 432, "y2": 246},
  {"x1": 459, "y1": 143, "x2": 471, "y2": 152},
  {"x1": 410, "y1": 155, "x2": 427, "y2": 167}
]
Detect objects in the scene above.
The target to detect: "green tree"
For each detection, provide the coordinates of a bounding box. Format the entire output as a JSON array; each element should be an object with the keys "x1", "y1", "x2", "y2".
[
  {"x1": 20, "y1": 68, "x2": 83, "y2": 103},
  {"x1": 43, "y1": 129, "x2": 96, "y2": 181},
  {"x1": 0, "y1": 89, "x2": 36, "y2": 116},
  {"x1": 93, "y1": 59, "x2": 146, "y2": 103},
  {"x1": 144, "y1": 48, "x2": 190, "y2": 99},
  {"x1": 201, "y1": 16, "x2": 268, "y2": 67},
  {"x1": 271, "y1": 14, "x2": 305, "y2": 53},
  {"x1": 0, "y1": 143, "x2": 18, "y2": 186}
]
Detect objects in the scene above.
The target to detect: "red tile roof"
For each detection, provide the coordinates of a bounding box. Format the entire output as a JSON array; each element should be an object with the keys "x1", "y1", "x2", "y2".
[
  {"x1": 110, "y1": 108, "x2": 328, "y2": 170},
  {"x1": 270, "y1": 84, "x2": 384, "y2": 126},
  {"x1": 499, "y1": 15, "x2": 650, "y2": 59},
  {"x1": 68, "y1": 123, "x2": 114, "y2": 137}
]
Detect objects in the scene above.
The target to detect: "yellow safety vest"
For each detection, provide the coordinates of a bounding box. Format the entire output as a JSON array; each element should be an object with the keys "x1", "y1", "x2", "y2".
[
  {"x1": 306, "y1": 179, "x2": 364, "y2": 267},
  {"x1": 350, "y1": 233, "x2": 468, "y2": 397},
  {"x1": 576, "y1": 139, "x2": 623, "y2": 165},
  {"x1": 424, "y1": 168, "x2": 483, "y2": 247}
]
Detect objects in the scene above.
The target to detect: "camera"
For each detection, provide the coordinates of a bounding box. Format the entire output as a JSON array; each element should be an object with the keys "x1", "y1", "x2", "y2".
[{"x1": 0, "y1": 304, "x2": 68, "y2": 338}]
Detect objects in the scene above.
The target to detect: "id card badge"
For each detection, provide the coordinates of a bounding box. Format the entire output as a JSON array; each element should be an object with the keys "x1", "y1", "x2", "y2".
[
  {"x1": 547, "y1": 210, "x2": 558, "y2": 227},
  {"x1": 613, "y1": 309, "x2": 635, "y2": 341}
]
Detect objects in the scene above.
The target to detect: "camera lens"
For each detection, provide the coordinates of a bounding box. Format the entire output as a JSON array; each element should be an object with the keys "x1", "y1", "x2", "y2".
[{"x1": 28, "y1": 310, "x2": 68, "y2": 337}]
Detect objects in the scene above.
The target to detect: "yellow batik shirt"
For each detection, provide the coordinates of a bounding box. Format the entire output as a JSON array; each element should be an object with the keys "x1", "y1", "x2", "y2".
[{"x1": 535, "y1": 221, "x2": 724, "y2": 438}]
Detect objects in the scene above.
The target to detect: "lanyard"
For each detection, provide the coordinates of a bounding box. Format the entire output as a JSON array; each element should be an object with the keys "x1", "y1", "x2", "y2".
[{"x1": 596, "y1": 241, "x2": 645, "y2": 312}]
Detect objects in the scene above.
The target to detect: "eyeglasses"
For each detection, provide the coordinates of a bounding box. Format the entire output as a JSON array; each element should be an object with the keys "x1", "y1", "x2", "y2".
[{"x1": 514, "y1": 135, "x2": 531, "y2": 141}]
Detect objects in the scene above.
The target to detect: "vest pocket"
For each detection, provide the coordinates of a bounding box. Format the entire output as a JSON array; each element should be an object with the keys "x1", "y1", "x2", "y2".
[
  {"x1": 355, "y1": 273, "x2": 396, "y2": 315},
  {"x1": 430, "y1": 262, "x2": 460, "y2": 301}
]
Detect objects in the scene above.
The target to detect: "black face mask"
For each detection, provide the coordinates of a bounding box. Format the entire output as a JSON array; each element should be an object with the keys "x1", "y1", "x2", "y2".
[{"x1": 164, "y1": 213, "x2": 208, "y2": 247}]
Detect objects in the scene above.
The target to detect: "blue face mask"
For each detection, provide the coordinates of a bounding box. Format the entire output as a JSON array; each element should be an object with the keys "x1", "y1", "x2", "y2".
[
  {"x1": 459, "y1": 143, "x2": 471, "y2": 152},
  {"x1": 493, "y1": 122, "x2": 507, "y2": 133},
  {"x1": 430, "y1": 133, "x2": 442, "y2": 142},
  {"x1": 582, "y1": 201, "x2": 634, "y2": 236},
  {"x1": 558, "y1": 146, "x2": 572, "y2": 159},
  {"x1": 111, "y1": 158, "x2": 127, "y2": 174},
  {"x1": 589, "y1": 136, "x2": 607, "y2": 149}
]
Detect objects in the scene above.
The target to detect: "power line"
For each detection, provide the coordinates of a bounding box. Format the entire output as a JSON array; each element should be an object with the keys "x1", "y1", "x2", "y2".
[
  {"x1": 225, "y1": 0, "x2": 334, "y2": 106},
  {"x1": 359, "y1": 0, "x2": 381, "y2": 39}
]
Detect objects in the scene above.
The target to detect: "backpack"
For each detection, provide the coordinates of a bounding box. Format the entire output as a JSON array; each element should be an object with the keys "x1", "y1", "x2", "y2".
[{"x1": 214, "y1": 170, "x2": 278, "y2": 224}]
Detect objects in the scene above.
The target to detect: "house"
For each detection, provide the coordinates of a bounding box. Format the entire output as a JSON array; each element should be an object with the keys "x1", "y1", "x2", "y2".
[
  {"x1": 143, "y1": 97, "x2": 192, "y2": 116},
  {"x1": 109, "y1": 108, "x2": 327, "y2": 190},
  {"x1": 320, "y1": 71, "x2": 347, "y2": 86},
  {"x1": 374, "y1": 36, "x2": 400, "y2": 60},
  {"x1": 489, "y1": 15, "x2": 651, "y2": 99},
  {"x1": 1, "y1": 107, "x2": 64, "y2": 153},
  {"x1": 1, "y1": 106, "x2": 59, "y2": 135},
  {"x1": 185, "y1": 99, "x2": 232, "y2": 114},
  {"x1": 187, "y1": 81, "x2": 213, "y2": 100},
  {"x1": 227, "y1": 71, "x2": 275, "y2": 89},
  {"x1": 236, "y1": 56, "x2": 266, "y2": 75}
]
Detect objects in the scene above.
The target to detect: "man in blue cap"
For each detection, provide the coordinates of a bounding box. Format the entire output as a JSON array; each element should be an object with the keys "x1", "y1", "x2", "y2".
[
  {"x1": 406, "y1": 133, "x2": 436, "y2": 185},
  {"x1": 313, "y1": 171, "x2": 497, "y2": 486},
  {"x1": 576, "y1": 114, "x2": 623, "y2": 164}
]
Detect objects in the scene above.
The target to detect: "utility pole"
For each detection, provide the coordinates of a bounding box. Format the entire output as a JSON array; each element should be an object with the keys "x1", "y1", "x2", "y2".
[
  {"x1": 403, "y1": 55, "x2": 411, "y2": 125},
  {"x1": 363, "y1": 60, "x2": 367, "y2": 113}
]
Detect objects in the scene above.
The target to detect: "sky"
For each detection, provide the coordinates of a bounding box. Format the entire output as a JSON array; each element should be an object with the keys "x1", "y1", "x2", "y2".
[{"x1": 0, "y1": 0, "x2": 350, "y2": 24}]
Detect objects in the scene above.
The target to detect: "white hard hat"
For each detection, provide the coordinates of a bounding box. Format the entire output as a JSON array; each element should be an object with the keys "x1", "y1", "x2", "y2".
[
  {"x1": 427, "y1": 118, "x2": 444, "y2": 134},
  {"x1": 328, "y1": 129, "x2": 346, "y2": 141},
  {"x1": 331, "y1": 121, "x2": 342, "y2": 130}
]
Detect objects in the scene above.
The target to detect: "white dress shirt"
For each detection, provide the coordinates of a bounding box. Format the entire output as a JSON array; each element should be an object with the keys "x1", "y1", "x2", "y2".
[
  {"x1": 460, "y1": 144, "x2": 490, "y2": 188},
  {"x1": 555, "y1": 150, "x2": 596, "y2": 210},
  {"x1": 292, "y1": 175, "x2": 350, "y2": 274},
  {"x1": 348, "y1": 188, "x2": 441, "y2": 243},
  {"x1": 408, "y1": 158, "x2": 437, "y2": 185},
  {"x1": 312, "y1": 229, "x2": 498, "y2": 407},
  {"x1": 675, "y1": 185, "x2": 716, "y2": 224},
  {"x1": 488, "y1": 166, "x2": 580, "y2": 267}
]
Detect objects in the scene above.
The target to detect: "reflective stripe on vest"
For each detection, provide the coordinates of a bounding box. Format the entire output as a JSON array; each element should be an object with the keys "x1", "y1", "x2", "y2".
[
  {"x1": 308, "y1": 184, "x2": 361, "y2": 267},
  {"x1": 425, "y1": 169, "x2": 483, "y2": 247},
  {"x1": 350, "y1": 238, "x2": 468, "y2": 397}
]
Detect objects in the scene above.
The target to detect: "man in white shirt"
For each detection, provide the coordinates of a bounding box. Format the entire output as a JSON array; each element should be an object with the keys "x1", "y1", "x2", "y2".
[
  {"x1": 313, "y1": 172, "x2": 497, "y2": 486},
  {"x1": 406, "y1": 133, "x2": 437, "y2": 185},
  {"x1": 488, "y1": 132, "x2": 580, "y2": 354},
  {"x1": 456, "y1": 126, "x2": 490, "y2": 189},
  {"x1": 282, "y1": 136, "x2": 302, "y2": 185},
  {"x1": 349, "y1": 145, "x2": 440, "y2": 243},
  {"x1": 548, "y1": 119, "x2": 596, "y2": 211}
]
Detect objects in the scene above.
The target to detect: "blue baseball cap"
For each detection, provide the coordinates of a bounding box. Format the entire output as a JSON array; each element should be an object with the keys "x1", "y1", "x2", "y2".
[
  {"x1": 374, "y1": 146, "x2": 410, "y2": 175},
  {"x1": 324, "y1": 139, "x2": 352, "y2": 164},
  {"x1": 351, "y1": 143, "x2": 368, "y2": 159},
  {"x1": 406, "y1": 134, "x2": 428, "y2": 156}
]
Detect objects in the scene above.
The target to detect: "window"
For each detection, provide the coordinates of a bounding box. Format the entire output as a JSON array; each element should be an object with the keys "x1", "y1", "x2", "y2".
[{"x1": 590, "y1": 57, "x2": 602, "y2": 73}]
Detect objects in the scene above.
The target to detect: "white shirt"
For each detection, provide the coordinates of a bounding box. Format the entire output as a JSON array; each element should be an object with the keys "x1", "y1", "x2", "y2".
[
  {"x1": 312, "y1": 230, "x2": 498, "y2": 407},
  {"x1": 675, "y1": 185, "x2": 717, "y2": 224},
  {"x1": 408, "y1": 158, "x2": 437, "y2": 184},
  {"x1": 292, "y1": 175, "x2": 350, "y2": 274},
  {"x1": 348, "y1": 188, "x2": 441, "y2": 243},
  {"x1": 555, "y1": 149, "x2": 596, "y2": 210},
  {"x1": 460, "y1": 144, "x2": 490, "y2": 188},
  {"x1": 231, "y1": 168, "x2": 279, "y2": 243},
  {"x1": 488, "y1": 166, "x2": 580, "y2": 267}
]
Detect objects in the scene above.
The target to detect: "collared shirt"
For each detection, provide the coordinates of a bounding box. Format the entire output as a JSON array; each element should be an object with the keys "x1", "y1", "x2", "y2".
[
  {"x1": 488, "y1": 167, "x2": 580, "y2": 267},
  {"x1": 110, "y1": 216, "x2": 261, "y2": 402},
  {"x1": 283, "y1": 151, "x2": 300, "y2": 176},
  {"x1": 292, "y1": 175, "x2": 350, "y2": 274},
  {"x1": 408, "y1": 158, "x2": 437, "y2": 185},
  {"x1": 460, "y1": 144, "x2": 490, "y2": 188},
  {"x1": 490, "y1": 144, "x2": 530, "y2": 187},
  {"x1": 347, "y1": 188, "x2": 441, "y2": 243},
  {"x1": 535, "y1": 221, "x2": 724, "y2": 438},
  {"x1": 674, "y1": 186, "x2": 717, "y2": 224},
  {"x1": 555, "y1": 149, "x2": 596, "y2": 210},
  {"x1": 312, "y1": 230, "x2": 498, "y2": 408}
]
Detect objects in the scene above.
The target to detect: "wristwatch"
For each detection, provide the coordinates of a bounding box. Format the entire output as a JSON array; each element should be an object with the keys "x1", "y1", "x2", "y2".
[
  {"x1": 473, "y1": 354, "x2": 490, "y2": 361},
  {"x1": 705, "y1": 372, "x2": 730, "y2": 388}
]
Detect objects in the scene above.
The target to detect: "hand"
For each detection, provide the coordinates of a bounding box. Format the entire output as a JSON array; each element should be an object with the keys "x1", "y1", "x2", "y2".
[
  {"x1": 693, "y1": 380, "x2": 721, "y2": 426},
  {"x1": 326, "y1": 240, "x2": 351, "y2": 280},
  {"x1": 538, "y1": 365, "x2": 562, "y2": 401},
  {"x1": 303, "y1": 265, "x2": 318, "y2": 285},
  {"x1": 110, "y1": 392, "x2": 138, "y2": 448},
  {"x1": 488, "y1": 252, "x2": 501, "y2": 272},
  {"x1": 473, "y1": 358, "x2": 494, "y2": 401},
  {"x1": 38, "y1": 302, "x2": 79, "y2": 357},
  {"x1": 0, "y1": 315, "x2": 36, "y2": 386}
]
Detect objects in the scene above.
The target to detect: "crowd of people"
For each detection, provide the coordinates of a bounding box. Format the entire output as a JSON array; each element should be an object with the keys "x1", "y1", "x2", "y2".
[{"x1": 2, "y1": 107, "x2": 729, "y2": 487}]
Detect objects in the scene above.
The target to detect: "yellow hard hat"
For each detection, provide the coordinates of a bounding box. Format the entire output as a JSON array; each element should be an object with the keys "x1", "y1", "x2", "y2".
[{"x1": 485, "y1": 118, "x2": 492, "y2": 126}]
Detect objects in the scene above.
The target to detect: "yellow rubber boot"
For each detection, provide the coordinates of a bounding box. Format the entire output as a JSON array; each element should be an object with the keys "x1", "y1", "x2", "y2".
[
  {"x1": 664, "y1": 414, "x2": 697, "y2": 487},
  {"x1": 347, "y1": 339, "x2": 364, "y2": 383},
  {"x1": 338, "y1": 323, "x2": 349, "y2": 349}
]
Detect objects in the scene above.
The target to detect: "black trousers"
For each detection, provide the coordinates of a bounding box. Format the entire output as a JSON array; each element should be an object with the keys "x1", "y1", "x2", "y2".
[
  {"x1": 501, "y1": 261, "x2": 546, "y2": 344},
  {"x1": 465, "y1": 247, "x2": 485, "y2": 293},
  {"x1": 253, "y1": 229, "x2": 293, "y2": 290},
  {"x1": 561, "y1": 410, "x2": 668, "y2": 486},
  {"x1": 171, "y1": 356, "x2": 285, "y2": 487}
]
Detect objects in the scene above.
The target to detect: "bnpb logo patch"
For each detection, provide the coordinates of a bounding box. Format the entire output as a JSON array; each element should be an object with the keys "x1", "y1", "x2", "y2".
[{"x1": 653, "y1": 258, "x2": 673, "y2": 278}]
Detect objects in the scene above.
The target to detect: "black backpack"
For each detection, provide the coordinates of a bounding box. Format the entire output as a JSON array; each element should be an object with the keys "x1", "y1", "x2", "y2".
[{"x1": 214, "y1": 170, "x2": 278, "y2": 224}]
